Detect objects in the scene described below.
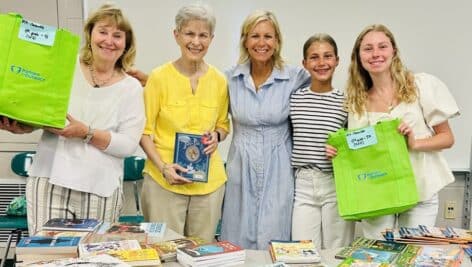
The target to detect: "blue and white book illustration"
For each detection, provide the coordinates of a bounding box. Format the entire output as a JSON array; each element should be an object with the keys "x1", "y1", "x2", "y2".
[
  {"x1": 173, "y1": 132, "x2": 209, "y2": 182},
  {"x1": 17, "y1": 236, "x2": 81, "y2": 248}
]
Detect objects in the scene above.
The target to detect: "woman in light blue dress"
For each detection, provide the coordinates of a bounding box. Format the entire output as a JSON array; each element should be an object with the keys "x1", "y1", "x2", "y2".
[{"x1": 220, "y1": 10, "x2": 309, "y2": 250}]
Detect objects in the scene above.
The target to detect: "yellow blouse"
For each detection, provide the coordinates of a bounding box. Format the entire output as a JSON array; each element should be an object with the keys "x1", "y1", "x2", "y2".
[{"x1": 143, "y1": 62, "x2": 229, "y2": 195}]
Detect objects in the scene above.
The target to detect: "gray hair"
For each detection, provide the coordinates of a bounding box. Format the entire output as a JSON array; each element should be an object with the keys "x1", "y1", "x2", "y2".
[{"x1": 175, "y1": 3, "x2": 216, "y2": 35}]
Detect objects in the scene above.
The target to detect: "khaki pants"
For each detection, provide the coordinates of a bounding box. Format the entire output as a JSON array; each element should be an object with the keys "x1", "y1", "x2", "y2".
[
  {"x1": 141, "y1": 174, "x2": 225, "y2": 242},
  {"x1": 26, "y1": 176, "x2": 123, "y2": 235}
]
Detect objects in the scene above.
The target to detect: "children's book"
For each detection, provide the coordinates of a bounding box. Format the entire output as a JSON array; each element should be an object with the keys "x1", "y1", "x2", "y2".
[
  {"x1": 16, "y1": 236, "x2": 81, "y2": 255},
  {"x1": 173, "y1": 132, "x2": 210, "y2": 182},
  {"x1": 269, "y1": 240, "x2": 321, "y2": 264},
  {"x1": 338, "y1": 257, "x2": 391, "y2": 267},
  {"x1": 146, "y1": 236, "x2": 206, "y2": 262},
  {"x1": 382, "y1": 227, "x2": 459, "y2": 245},
  {"x1": 335, "y1": 237, "x2": 407, "y2": 260},
  {"x1": 107, "y1": 248, "x2": 161, "y2": 266},
  {"x1": 42, "y1": 218, "x2": 101, "y2": 232},
  {"x1": 392, "y1": 244, "x2": 422, "y2": 267},
  {"x1": 413, "y1": 245, "x2": 464, "y2": 267},
  {"x1": 78, "y1": 239, "x2": 142, "y2": 257},
  {"x1": 349, "y1": 247, "x2": 398, "y2": 263},
  {"x1": 16, "y1": 254, "x2": 131, "y2": 267},
  {"x1": 176, "y1": 240, "x2": 245, "y2": 266}
]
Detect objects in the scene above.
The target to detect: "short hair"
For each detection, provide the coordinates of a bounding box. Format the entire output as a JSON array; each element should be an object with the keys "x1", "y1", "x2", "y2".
[
  {"x1": 175, "y1": 3, "x2": 216, "y2": 35},
  {"x1": 238, "y1": 10, "x2": 285, "y2": 69},
  {"x1": 345, "y1": 24, "x2": 416, "y2": 115},
  {"x1": 80, "y1": 4, "x2": 136, "y2": 70},
  {"x1": 302, "y1": 33, "x2": 338, "y2": 60}
]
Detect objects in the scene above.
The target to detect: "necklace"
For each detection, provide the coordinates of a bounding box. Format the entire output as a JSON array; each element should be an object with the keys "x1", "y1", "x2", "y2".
[
  {"x1": 374, "y1": 88, "x2": 396, "y2": 112},
  {"x1": 89, "y1": 64, "x2": 115, "y2": 88}
]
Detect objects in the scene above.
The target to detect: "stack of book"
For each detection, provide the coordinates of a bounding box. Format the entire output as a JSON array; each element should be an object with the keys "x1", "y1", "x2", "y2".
[
  {"x1": 16, "y1": 218, "x2": 101, "y2": 264},
  {"x1": 382, "y1": 225, "x2": 472, "y2": 244},
  {"x1": 268, "y1": 240, "x2": 321, "y2": 265},
  {"x1": 146, "y1": 236, "x2": 206, "y2": 262},
  {"x1": 16, "y1": 236, "x2": 81, "y2": 264},
  {"x1": 176, "y1": 240, "x2": 245, "y2": 266},
  {"x1": 17, "y1": 254, "x2": 131, "y2": 267}
]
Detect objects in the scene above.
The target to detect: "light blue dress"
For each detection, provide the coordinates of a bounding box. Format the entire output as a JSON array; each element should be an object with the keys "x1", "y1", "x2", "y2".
[{"x1": 221, "y1": 62, "x2": 310, "y2": 249}]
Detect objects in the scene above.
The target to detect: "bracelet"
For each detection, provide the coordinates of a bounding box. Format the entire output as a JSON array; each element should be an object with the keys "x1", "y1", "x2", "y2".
[
  {"x1": 215, "y1": 131, "x2": 221, "y2": 142},
  {"x1": 161, "y1": 162, "x2": 168, "y2": 176}
]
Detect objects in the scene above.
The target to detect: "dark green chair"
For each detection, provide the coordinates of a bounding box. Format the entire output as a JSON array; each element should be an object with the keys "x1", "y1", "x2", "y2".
[
  {"x1": 119, "y1": 156, "x2": 145, "y2": 223},
  {"x1": 0, "y1": 152, "x2": 34, "y2": 267}
]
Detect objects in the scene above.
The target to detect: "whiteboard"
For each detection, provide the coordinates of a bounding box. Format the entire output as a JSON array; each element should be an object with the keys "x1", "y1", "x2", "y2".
[{"x1": 86, "y1": 0, "x2": 472, "y2": 170}]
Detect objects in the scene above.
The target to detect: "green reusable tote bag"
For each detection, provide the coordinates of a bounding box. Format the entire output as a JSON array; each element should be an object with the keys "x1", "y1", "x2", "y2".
[
  {"x1": 327, "y1": 119, "x2": 418, "y2": 220},
  {"x1": 0, "y1": 13, "x2": 79, "y2": 128}
]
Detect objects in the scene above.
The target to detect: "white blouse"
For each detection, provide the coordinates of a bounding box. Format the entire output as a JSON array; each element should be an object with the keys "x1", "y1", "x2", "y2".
[
  {"x1": 30, "y1": 64, "x2": 145, "y2": 197},
  {"x1": 348, "y1": 73, "x2": 460, "y2": 201}
]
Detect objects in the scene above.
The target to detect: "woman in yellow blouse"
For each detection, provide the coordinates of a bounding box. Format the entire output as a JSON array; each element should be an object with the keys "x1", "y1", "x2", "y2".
[{"x1": 139, "y1": 3, "x2": 229, "y2": 242}]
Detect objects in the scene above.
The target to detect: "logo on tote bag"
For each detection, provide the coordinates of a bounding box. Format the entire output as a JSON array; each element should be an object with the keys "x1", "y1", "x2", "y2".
[
  {"x1": 10, "y1": 65, "x2": 45, "y2": 81},
  {"x1": 357, "y1": 170, "x2": 387, "y2": 181}
]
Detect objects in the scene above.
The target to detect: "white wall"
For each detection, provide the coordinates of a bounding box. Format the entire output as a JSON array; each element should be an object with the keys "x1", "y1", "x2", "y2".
[{"x1": 85, "y1": 0, "x2": 472, "y2": 169}]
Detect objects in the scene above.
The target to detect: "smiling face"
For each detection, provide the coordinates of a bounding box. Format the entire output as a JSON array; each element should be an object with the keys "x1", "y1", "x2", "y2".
[
  {"x1": 303, "y1": 41, "x2": 338, "y2": 84},
  {"x1": 244, "y1": 20, "x2": 277, "y2": 65},
  {"x1": 359, "y1": 31, "x2": 395, "y2": 75},
  {"x1": 174, "y1": 19, "x2": 213, "y2": 63},
  {"x1": 90, "y1": 19, "x2": 126, "y2": 65}
]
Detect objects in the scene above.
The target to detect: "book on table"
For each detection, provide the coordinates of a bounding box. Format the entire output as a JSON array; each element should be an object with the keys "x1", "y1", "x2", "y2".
[
  {"x1": 145, "y1": 236, "x2": 206, "y2": 262},
  {"x1": 78, "y1": 239, "x2": 142, "y2": 257},
  {"x1": 16, "y1": 236, "x2": 81, "y2": 263},
  {"x1": 176, "y1": 240, "x2": 245, "y2": 266},
  {"x1": 173, "y1": 132, "x2": 210, "y2": 182},
  {"x1": 335, "y1": 237, "x2": 407, "y2": 260},
  {"x1": 382, "y1": 226, "x2": 470, "y2": 245},
  {"x1": 268, "y1": 240, "x2": 321, "y2": 264},
  {"x1": 42, "y1": 218, "x2": 102, "y2": 232},
  {"x1": 87, "y1": 222, "x2": 166, "y2": 244},
  {"x1": 107, "y1": 248, "x2": 161, "y2": 266},
  {"x1": 16, "y1": 254, "x2": 131, "y2": 267}
]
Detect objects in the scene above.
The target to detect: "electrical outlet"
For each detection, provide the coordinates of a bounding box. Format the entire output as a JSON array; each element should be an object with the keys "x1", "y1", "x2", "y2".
[{"x1": 444, "y1": 200, "x2": 456, "y2": 219}]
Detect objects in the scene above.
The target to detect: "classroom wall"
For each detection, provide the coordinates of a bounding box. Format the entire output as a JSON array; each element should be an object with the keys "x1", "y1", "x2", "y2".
[{"x1": 85, "y1": 0, "x2": 472, "y2": 170}]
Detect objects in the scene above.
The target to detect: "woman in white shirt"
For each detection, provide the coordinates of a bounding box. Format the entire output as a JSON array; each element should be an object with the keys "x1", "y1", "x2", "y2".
[{"x1": 0, "y1": 4, "x2": 145, "y2": 234}]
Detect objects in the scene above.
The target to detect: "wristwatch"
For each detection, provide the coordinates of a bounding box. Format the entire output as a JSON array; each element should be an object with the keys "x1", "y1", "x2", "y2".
[{"x1": 83, "y1": 126, "x2": 94, "y2": 143}]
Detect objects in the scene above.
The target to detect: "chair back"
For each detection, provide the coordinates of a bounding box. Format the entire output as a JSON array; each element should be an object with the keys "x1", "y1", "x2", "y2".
[
  {"x1": 11, "y1": 151, "x2": 36, "y2": 177},
  {"x1": 123, "y1": 156, "x2": 145, "y2": 182}
]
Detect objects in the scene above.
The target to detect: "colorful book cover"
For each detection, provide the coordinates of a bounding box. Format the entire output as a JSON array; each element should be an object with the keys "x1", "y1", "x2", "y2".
[
  {"x1": 146, "y1": 236, "x2": 206, "y2": 262},
  {"x1": 42, "y1": 218, "x2": 101, "y2": 232},
  {"x1": 78, "y1": 239, "x2": 142, "y2": 257},
  {"x1": 106, "y1": 248, "x2": 161, "y2": 266},
  {"x1": 336, "y1": 237, "x2": 406, "y2": 260},
  {"x1": 177, "y1": 240, "x2": 244, "y2": 260},
  {"x1": 350, "y1": 247, "x2": 398, "y2": 263},
  {"x1": 269, "y1": 240, "x2": 321, "y2": 264},
  {"x1": 173, "y1": 132, "x2": 209, "y2": 182},
  {"x1": 338, "y1": 257, "x2": 390, "y2": 267},
  {"x1": 413, "y1": 245, "x2": 464, "y2": 267}
]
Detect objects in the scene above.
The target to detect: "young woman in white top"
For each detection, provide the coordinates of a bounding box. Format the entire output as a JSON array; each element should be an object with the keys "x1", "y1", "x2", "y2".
[{"x1": 327, "y1": 24, "x2": 460, "y2": 239}]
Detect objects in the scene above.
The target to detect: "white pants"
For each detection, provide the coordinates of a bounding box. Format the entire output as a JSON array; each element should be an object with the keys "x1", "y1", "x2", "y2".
[
  {"x1": 291, "y1": 168, "x2": 354, "y2": 249},
  {"x1": 361, "y1": 194, "x2": 439, "y2": 239}
]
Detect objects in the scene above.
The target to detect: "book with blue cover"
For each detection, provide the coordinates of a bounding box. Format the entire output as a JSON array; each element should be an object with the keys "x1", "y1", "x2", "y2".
[
  {"x1": 16, "y1": 236, "x2": 81, "y2": 255},
  {"x1": 42, "y1": 218, "x2": 101, "y2": 232},
  {"x1": 173, "y1": 132, "x2": 209, "y2": 182}
]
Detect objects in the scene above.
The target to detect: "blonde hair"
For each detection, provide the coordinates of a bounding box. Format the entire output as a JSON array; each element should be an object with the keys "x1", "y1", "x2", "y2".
[
  {"x1": 345, "y1": 24, "x2": 416, "y2": 115},
  {"x1": 80, "y1": 4, "x2": 136, "y2": 70},
  {"x1": 238, "y1": 10, "x2": 285, "y2": 69}
]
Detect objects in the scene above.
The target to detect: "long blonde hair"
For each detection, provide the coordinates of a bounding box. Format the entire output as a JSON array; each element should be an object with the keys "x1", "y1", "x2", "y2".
[
  {"x1": 238, "y1": 10, "x2": 285, "y2": 69},
  {"x1": 345, "y1": 24, "x2": 416, "y2": 115}
]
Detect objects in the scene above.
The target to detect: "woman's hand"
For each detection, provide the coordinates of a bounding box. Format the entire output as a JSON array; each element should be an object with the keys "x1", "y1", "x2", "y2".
[
  {"x1": 326, "y1": 144, "x2": 338, "y2": 160},
  {"x1": 0, "y1": 117, "x2": 35, "y2": 134},
  {"x1": 127, "y1": 69, "x2": 148, "y2": 87},
  {"x1": 202, "y1": 131, "x2": 218, "y2": 155},
  {"x1": 45, "y1": 114, "x2": 88, "y2": 139},
  {"x1": 161, "y1": 163, "x2": 193, "y2": 185},
  {"x1": 398, "y1": 121, "x2": 417, "y2": 150}
]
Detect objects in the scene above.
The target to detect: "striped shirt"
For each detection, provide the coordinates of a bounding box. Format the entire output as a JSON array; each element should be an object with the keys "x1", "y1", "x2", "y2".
[{"x1": 289, "y1": 87, "x2": 347, "y2": 172}]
